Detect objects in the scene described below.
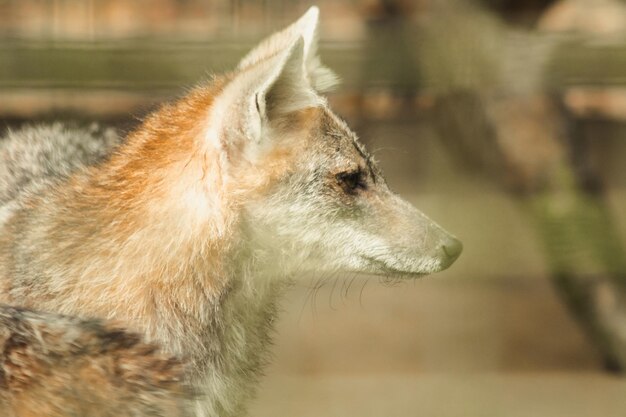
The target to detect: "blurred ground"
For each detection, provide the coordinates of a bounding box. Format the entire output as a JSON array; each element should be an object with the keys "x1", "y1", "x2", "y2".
[{"x1": 252, "y1": 374, "x2": 626, "y2": 417}]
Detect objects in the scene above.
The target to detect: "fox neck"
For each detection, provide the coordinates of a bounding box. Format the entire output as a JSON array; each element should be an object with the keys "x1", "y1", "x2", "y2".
[{"x1": 134, "y1": 220, "x2": 287, "y2": 417}]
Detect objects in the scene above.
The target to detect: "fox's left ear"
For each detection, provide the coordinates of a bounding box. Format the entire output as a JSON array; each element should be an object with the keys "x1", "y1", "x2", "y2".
[
  {"x1": 207, "y1": 36, "x2": 320, "y2": 159},
  {"x1": 237, "y1": 6, "x2": 339, "y2": 93}
]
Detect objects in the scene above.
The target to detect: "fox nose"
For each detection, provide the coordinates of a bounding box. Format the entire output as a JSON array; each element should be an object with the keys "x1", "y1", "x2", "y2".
[{"x1": 441, "y1": 237, "x2": 463, "y2": 265}]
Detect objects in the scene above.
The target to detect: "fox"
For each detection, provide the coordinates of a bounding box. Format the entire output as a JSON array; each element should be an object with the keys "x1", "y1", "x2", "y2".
[{"x1": 0, "y1": 6, "x2": 462, "y2": 417}]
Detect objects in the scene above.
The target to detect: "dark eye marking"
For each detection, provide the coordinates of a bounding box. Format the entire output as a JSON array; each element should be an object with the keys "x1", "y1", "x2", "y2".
[{"x1": 336, "y1": 169, "x2": 366, "y2": 194}]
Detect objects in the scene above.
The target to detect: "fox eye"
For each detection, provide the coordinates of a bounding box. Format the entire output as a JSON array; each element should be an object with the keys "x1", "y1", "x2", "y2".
[{"x1": 336, "y1": 169, "x2": 365, "y2": 194}]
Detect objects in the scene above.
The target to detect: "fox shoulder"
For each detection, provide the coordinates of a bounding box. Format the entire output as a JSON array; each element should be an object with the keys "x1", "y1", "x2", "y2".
[{"x1": 0, "y1": 305, "x2": 191, "y2": 417}]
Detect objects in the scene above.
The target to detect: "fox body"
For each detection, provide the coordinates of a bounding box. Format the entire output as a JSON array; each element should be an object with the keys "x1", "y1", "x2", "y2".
[
  {"x1": 0, "y1": 304, "x2": 189, "y2": 417},
  {"x1": 0, "y1": 7, "x2": 461, "y2": 417}
]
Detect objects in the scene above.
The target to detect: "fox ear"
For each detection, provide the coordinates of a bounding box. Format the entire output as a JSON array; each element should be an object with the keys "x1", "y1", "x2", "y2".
[
  {"x1": 237, "y1": 6, "x2": 339, "y2": 93},
  {"x1": 207, "y1": 37, "x2": 320, "y2": 156}
]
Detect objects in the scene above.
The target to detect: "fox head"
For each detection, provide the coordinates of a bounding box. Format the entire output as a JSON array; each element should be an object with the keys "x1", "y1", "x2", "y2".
[{"x1": 199, "y1": 7, "x2": 462, "y2": 279}]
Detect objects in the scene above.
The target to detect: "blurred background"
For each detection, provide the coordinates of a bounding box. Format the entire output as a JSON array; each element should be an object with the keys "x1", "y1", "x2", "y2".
[{"x1": 2, "y1": 0, "x2": 626, "y2": 415}]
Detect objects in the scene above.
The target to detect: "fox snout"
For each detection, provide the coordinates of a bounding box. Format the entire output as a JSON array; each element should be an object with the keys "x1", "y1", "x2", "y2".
[
  {"x1": 399, "y1": 219, "x2": 463, "y2": 275},
  {"x1": 357, "y1": 193, "x2": 463, "y2": 277},
  {"x1": 440, "y1": 234, "x2": 463, "y2": 267},
  {"x1": 402, "y1": 202, "x2": 463, "y2": 274}
]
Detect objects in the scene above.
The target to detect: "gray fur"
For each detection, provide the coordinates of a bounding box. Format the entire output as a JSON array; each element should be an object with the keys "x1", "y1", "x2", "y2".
[{"x1": 0, "y1": 123, "x2": 121, "y2": 206}]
